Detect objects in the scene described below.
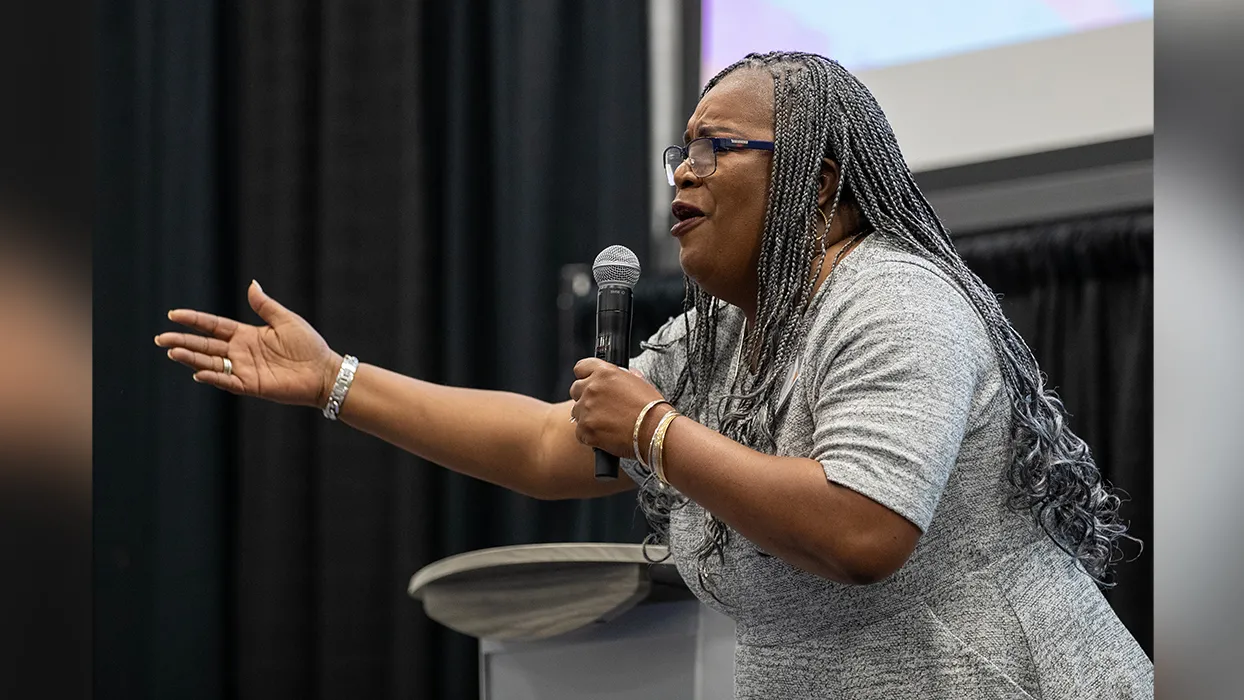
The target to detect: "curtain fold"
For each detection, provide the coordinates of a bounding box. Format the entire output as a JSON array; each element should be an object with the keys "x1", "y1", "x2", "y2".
[
  {"x1": 233, "y1": 2, "x2": 650, "y2": 697},
  {"x1": 96, "y1": 1, "x2": 231, "y2": 697}
]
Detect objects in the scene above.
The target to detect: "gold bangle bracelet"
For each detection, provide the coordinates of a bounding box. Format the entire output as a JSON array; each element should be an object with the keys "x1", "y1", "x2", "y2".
[
  {"x1": 632, "y1": 399, "x2": 670, "y2": 468},
  {"x1": 650, "y1": 409, "x2": 681, "y2": 484},
  {"x1": 653, "y1": 411, "x2": 680, "y2": 484}
]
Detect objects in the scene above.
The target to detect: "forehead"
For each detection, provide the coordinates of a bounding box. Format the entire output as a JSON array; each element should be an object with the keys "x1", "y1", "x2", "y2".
[{"x1": 686, "y1": 69, "x2": 775, "y2": 139}]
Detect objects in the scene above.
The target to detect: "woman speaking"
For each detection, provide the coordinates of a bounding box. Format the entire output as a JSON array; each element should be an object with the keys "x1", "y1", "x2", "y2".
[{"x1": 156, "y1": 52, "x2": 1152, "y2": 698}]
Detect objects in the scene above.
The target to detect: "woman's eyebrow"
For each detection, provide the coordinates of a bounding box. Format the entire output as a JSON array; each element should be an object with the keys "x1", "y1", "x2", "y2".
[{"x1": 683, "y1": 124, "x2": 735, "y2": 142}]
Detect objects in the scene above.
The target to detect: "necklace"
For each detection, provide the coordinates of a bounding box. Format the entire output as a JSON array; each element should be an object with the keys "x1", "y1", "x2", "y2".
[
  {"x1": 734, "y1": 227, "x2": 869, "y2": 381},
  {"x1": 819, "y1": 228, "x2": 869, "y2": 293}
]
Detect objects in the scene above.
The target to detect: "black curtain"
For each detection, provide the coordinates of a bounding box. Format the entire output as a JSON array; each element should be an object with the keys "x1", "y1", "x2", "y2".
[
  {"x1": 956, "y1": 210, "x2": 1153, "y2": 659},
  {"x1": 96, "y1": 1, "x2": 231, "y2": 698},
  {"x1": 99, "y1": 0, "x2": 650, "y2": 697},
  {"x1": 231, "y1": 2, "x2": 649, "y2": 699}
]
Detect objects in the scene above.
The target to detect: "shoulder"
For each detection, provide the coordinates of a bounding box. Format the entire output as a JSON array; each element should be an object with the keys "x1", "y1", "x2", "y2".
[
  {"x1": 809, "y1": 235, "x2": 986, "y2": 344},
  {"x1": 629, "y1": 305, "x2": 698, "y2": 396},
  {"x1": 632, "y1": 301, "x2": 743, "y2": 399},
  {"x1": 644, "y1": 307, "x2": 696, "y2": 347},
  {"x1": 801, "y1": 235, "x2": 995, "y2": 389}
]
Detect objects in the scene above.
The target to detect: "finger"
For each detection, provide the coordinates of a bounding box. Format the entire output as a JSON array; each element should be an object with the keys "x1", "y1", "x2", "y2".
[
  {"x1": 569, "y1": 378, "x2": 586, "y2": 401},
  {"x1": 154, "y1": 332, "x2": 229, "y2": 356},
  {"x1": 573, "y1": 357, "x2": 607, "y2": 379},
  {"x1": 165, "y1": 309, "x2": 240, "y2": 340},
  {"x1": 192, "y1": 370, "x2": 245, "y2": 395},
  {"x1": 247, "y1": 279, "x2": 293, "y2": 326},
  {"x1": 166, "y1": 347, "x2": 229, "y2": 373}
]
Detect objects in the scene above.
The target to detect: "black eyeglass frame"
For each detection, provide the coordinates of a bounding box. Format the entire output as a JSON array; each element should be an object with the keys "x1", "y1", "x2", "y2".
[{"x1": 663, "y1": 137, "x2": 775, "y2": 186}]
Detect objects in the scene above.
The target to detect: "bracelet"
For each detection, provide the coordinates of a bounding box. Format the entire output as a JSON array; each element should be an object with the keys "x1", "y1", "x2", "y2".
[
  {"x1": 322, "y1": 355, "x2": 360, "y2": 420},
  {"x1": 632, "y1": 399, "x2": 670, "y2": 468},
  {"x1": 648, "y1": 409, "x2": 681, "y2": 485}
]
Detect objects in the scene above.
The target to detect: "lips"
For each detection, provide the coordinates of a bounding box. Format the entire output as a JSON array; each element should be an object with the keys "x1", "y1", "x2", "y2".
[
  {"x1": 671, "y1": 201, "x2": 706, "y2": 237},
  {"x1": 671, "y1": 215, "x2": 706, "y2": 237}
]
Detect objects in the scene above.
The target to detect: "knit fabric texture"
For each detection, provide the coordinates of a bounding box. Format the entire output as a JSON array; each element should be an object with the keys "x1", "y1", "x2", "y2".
[{"x1": 625, "y1": 234, "x2": 1153, "y2": 699}]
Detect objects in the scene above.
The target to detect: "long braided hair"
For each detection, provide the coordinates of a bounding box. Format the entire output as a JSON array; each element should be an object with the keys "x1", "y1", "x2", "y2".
[{"x1": 638, "y1": 51, "x2": 1132, "y2": 594}]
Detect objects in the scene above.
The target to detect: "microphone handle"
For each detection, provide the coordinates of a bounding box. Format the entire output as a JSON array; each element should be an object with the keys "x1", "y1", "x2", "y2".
[{"x1": 593, "y1": 286, "x2": 633, "y2": 480}]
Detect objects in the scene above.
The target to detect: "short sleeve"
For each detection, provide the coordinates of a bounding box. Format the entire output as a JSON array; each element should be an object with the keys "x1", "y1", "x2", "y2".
[
  {"x1": 807, "y1": 260, "x2": 986, "y2": 531},
  {"x1": 627, "y1": 311, "x2": 693, "y2": 400}
]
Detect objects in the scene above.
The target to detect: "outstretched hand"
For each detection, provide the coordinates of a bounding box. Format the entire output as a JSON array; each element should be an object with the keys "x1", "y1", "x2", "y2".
[
  {"x1": 568, "y1": 358, "x2": 666, "y2": 459},
  {"x1": 155, "y1": 280, "x2": 341, "y2": 408}
]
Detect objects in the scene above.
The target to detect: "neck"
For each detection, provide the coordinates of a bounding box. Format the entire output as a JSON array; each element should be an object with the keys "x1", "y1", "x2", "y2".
[
  {"x1": 808, "y1": 231, "x2": 861, "y2": 299},
  {"x1": 736, "y1": 231, "x2": 862, "y2": 379},
  {"x1": 739, "y1": 224, "x2": 862, "y2": 330}
]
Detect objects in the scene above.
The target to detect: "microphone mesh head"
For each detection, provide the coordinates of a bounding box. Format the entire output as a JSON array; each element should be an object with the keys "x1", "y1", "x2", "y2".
[{"x1": 592, "y1": 245, "x2": 641, "y2": 289}]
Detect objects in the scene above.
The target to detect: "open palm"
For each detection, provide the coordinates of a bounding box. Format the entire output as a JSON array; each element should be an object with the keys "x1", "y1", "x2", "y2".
[{"x1": 155, "y1": 280, "x2": 339, "y2": 408}]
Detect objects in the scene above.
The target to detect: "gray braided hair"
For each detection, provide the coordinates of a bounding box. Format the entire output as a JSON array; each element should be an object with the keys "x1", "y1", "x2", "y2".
[{"x1": 638, "y1": 51, "x2": 1133, "y2": 595}]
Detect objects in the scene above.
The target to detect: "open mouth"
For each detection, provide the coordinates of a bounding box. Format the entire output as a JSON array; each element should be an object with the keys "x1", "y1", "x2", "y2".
[{"x1": 671, "y1": 201, "x2": 706, "y2": 237}]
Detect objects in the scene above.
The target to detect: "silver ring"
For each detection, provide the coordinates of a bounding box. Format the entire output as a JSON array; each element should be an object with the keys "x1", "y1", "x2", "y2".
[{"x1": 222, "y1": 357, "x2": 233, "y2": 376}]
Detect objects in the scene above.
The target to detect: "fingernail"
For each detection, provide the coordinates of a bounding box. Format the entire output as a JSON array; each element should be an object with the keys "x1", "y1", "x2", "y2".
[
  {"x1": 166, "y1": 350, "x2": 173, "y2": 359},
  {"x1": 166, "y1": 310, "x2": 174, "y2": 320},
  {"x1": 252, "y1": 279, "x2": 263, "y2": 293},
  {"x1": 192, "y1": 375, "x2": 202, "y2": 383},
  {"x1": 154, "y1": 335, "x2": 162, "y2": 346}
]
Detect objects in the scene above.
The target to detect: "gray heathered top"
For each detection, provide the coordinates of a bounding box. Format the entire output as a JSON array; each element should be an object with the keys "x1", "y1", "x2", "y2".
[{"x1": 625, "y1": 234, "x2": 1152, "y2": 699}]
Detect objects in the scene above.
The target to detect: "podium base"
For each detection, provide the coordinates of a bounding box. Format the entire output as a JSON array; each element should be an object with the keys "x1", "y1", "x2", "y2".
[{"x1": 479, "y1": 600, "x2": 735, "y2": 700}]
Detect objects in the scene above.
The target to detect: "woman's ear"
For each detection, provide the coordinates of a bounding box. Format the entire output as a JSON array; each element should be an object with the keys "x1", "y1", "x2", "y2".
[{"x1": 818, "y1": 158, "x2": 841, "y2": 210}]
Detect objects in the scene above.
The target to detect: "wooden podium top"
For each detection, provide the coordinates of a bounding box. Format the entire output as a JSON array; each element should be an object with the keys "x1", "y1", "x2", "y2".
[{"x1": 408, "y1": 543, "x2": 691, "y2": 642}]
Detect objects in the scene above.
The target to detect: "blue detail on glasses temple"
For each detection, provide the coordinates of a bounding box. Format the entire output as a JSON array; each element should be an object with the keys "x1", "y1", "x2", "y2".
[{"x1": 663, "y1": 138, "x2": 775, "y2": 186}]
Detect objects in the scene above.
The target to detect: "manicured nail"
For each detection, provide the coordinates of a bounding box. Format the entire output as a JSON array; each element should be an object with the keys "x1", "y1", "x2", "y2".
[
  {"x1": 154, "y1": 335, "x2": 162, "y2": 346},
  {"x1": 192, "y1": 375, "x2": 202, "y2": 383},
  {"x1": 252, "y1": 279, "x2": 263, "y2": 293},
  {"x1": 166, "y1": 350, "x2": 173, "y2": 359},
  {"x1": 167, "y1": 310, "x2": 174, "y2": 320}
]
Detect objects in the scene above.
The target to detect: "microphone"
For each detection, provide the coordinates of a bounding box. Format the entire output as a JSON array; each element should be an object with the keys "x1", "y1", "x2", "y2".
[{"x1": 591, "y1": 245, "x2": 641, "y2": 480}]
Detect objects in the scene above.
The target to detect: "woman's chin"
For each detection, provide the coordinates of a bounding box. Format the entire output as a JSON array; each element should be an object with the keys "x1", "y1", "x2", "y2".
[
  {"x1": 677, "y1": 244, "x2": 702, "y2": 277},
  {"x1": 677, "y1": 246, "x2": 715, "y2": 289}
]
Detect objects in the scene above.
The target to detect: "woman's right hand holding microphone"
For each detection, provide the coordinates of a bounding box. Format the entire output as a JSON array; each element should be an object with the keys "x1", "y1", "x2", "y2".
[{"x1": 155, "y1": 280, "x2": 343, "y2": 408}]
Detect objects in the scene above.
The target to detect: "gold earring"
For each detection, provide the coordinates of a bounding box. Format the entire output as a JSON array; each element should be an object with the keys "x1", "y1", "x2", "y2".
[{"x1": 812, "y1": 207, "x2": 830, "y2": 252}]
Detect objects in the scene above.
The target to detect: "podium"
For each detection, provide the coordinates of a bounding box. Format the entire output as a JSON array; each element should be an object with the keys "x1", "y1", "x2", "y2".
[{"x1": 408, "y1": 543, "x2": 736, "y2": 700}]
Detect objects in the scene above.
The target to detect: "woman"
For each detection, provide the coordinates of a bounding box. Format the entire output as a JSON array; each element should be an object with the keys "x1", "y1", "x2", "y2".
[{"x1": 156, "y1": 52, "x2": 1152, "y2": 698}]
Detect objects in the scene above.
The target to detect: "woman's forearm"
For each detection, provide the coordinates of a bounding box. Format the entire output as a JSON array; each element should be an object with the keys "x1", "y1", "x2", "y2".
[
  {"x1": 335, "y1": 358, "x2": 631, "y2": 500},
  {"x1": 650, "y1": 413, "x2": 919, "y2": 584}
]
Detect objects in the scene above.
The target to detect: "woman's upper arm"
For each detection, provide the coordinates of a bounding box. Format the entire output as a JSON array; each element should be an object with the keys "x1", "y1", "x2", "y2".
[{"x1": 808, "y1": 261, "x2": 987, "y2": 534}]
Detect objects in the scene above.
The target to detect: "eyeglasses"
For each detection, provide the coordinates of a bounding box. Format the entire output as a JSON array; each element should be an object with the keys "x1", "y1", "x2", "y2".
[{"x1": 663, "y1": 137, "x2": 775, "y2": 186}]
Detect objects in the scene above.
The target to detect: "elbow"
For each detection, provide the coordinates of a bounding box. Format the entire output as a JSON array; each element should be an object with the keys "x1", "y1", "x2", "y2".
[
  {"x1": 516, "y1": 484, "x2": 559, "y2": 501},
  {"x1": 517, "y1": 459, "x2": 588, "y2": 501},
  {"x1": 836, "y1": 555, "x2": 904, "y2": 586},
  {"x1": 515, "y1": 463, "x2": 565, "y2": 501},
  {"x1": 810, "y1": 530, "x2": 916, "y2": 586},
  {"x1": 526, "y1": 483, "x2": 577, "y2": 501}
]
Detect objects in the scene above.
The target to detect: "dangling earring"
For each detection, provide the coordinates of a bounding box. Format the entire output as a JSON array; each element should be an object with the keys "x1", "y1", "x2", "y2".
[{"x1": 812, "y1": 207, "x2": 831, "y2": 254}]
